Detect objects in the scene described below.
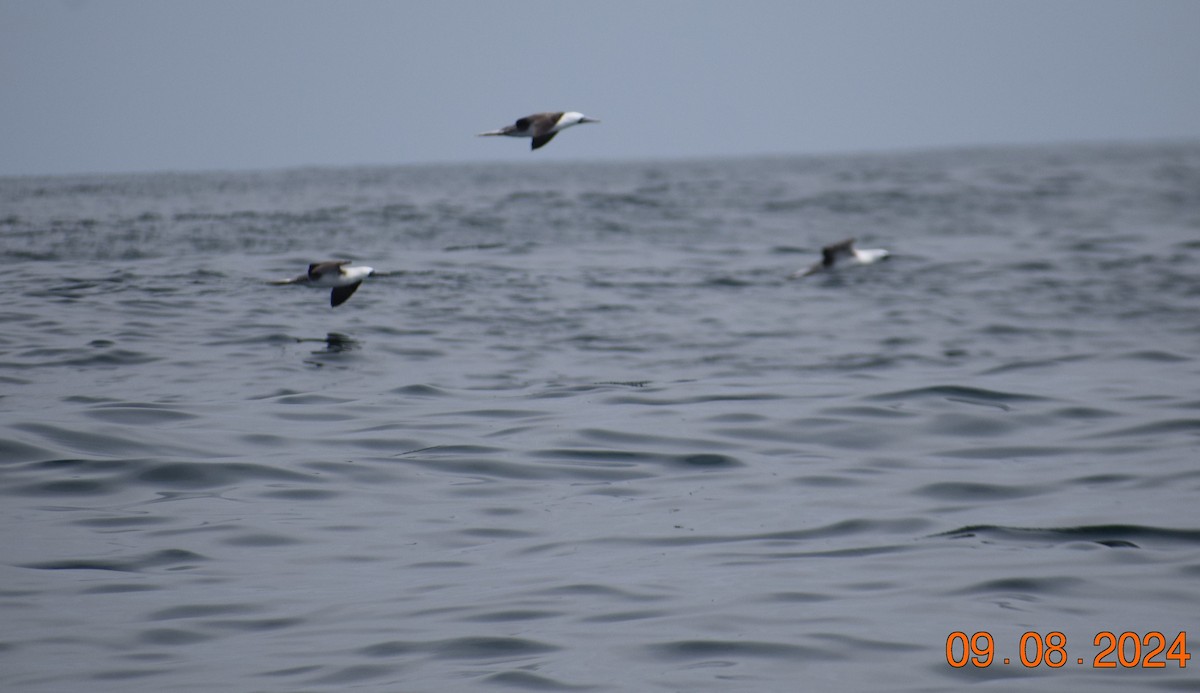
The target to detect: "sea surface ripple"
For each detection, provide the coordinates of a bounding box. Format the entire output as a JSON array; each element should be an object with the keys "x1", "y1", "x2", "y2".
[{"x1": 2, "y1": 141, "x2": 1200, "y2": 691}]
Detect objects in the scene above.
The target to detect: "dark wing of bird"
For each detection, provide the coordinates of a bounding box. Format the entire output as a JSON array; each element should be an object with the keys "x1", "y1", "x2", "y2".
[
  {"x1": 821, "y1": 238, "x2": 857, "y2": 267},
  {"x1": 309, "y1": 260, "x2": 347, "y2": 280},
  {"x1": 531, "y1": 132, "x2": 559, "y2": 150},
  {"x1": 530, "y1": 112, "x2": 563, "y2": 135},
  {"x1": 330, "y1": 281, "x2": 362, "y2": 307}
]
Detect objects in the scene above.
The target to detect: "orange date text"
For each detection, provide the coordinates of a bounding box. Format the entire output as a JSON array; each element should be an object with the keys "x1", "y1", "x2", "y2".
[{"x1": 946, "y1": 631, "x2": 1190, "y2": 669}]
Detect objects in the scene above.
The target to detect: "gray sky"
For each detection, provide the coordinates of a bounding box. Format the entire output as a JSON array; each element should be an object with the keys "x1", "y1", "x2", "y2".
[{"x1": 3, "y1": 0, "x2": 1199, "y2": 176}]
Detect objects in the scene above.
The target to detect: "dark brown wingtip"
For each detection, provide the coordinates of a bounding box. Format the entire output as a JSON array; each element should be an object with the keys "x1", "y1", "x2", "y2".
[
  {"x1": 531, "y1": 132, "x2": 558, "y2": 150},
  {"x1": 823, "y1": 238, "x2": 856, "y2": 252},
  {"x1": 309, "y1": 260, "x2": 349, "y2": 279},
  {"x1": 329, "y1": 281, "x2": 362, "y2": 307},
  {"x1": 821, "y1": 238, "x2": 857, "y2": 266}
]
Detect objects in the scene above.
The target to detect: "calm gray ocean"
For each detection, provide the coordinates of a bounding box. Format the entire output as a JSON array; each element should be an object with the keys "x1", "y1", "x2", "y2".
[{"x1": 2, "y1": 141, "x2": 1199, "y2": 691}]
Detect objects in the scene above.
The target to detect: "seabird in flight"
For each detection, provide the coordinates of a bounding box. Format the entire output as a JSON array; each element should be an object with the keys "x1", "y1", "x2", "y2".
[
  {"x1": 790, "y1": 238, "x2": 890, "y2": 278},
  {"x1": 274, "y1": 261, "x2": 375, "y2": 307},
  {"x1": 477, "y1": 111, "x2": 600, "y2": 150}
]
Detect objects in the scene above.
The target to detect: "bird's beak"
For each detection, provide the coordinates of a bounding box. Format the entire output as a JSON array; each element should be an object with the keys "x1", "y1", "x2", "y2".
[{"x1": 580, "y1": 117, "x2": 600, "y2": 124}]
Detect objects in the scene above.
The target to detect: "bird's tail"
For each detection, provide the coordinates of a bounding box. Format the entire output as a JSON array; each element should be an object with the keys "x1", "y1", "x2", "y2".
[{"x1": 788, "y1": 264, "x2": 821, "y2": 280}]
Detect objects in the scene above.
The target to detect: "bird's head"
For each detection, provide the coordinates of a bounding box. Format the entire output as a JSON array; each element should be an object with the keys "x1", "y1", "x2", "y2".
[{"x1": 563, "y1": 112, "x2": 600, "y2": 127}]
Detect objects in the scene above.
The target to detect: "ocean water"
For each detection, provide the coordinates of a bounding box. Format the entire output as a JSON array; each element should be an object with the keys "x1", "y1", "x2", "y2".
[{"x1": 2, "y1": 141, "x2": 1199, "y2": 691}]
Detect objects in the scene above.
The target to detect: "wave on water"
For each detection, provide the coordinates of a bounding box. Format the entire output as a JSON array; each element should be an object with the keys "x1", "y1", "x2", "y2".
[{"x1": 2, "y1": 141, "x2": 1199, "y2": 691}]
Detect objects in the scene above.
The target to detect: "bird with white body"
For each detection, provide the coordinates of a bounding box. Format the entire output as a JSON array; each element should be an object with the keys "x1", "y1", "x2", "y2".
[
  {"x1": 790, "y1": 238, "x2": 890, "y2": 278},
  {"x1": 273, "y1": 260, "x2": 375, "y2": 307},
  {"x1": 477, "y1": 111, "x2": 600, "y2": 150}
]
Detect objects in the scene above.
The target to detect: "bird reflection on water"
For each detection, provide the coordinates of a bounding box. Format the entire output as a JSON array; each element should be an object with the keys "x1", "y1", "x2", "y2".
[{"x1": 296, "y1": 332, "x2": 360, "y2": 356}]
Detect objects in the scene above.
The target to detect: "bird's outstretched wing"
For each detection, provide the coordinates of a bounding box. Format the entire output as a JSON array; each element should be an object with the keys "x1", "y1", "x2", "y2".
[
  {"x1": 330, "y1": 281, "x2": 362, "y2": 307},
  {"x1": 531, "y1": 132, "x2": 558, "y2": 150},
  {"x1": 821, "y1": 238, "x2": 857, "y2": 267}
]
